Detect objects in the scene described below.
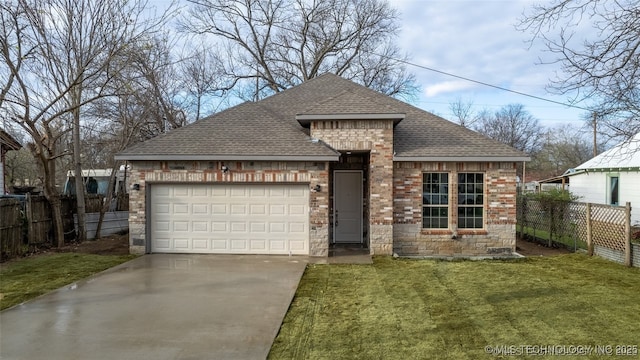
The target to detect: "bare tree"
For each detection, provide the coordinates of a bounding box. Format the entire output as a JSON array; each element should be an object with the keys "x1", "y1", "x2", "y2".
[
  {"x1": 179, "y1": 45, "x2": 229, "y2": 121},
  {"x1": 181, "y1": 0, "x2": 418, "y2": 100},
  {"x1": 0, "y1": 0, "x2": 171, "y2": 245},
  {"x1": 528, "y1": 124, "x2": 594, "y2": 179},
  {"x1": 474, "y1": 104, "x2": 545, "y2": 155},
  {"x1": 518, "y1": 0, "x2": 640, "y2": 139},
  {"x1": 448, "y1": 98, "x2": 475, "y2": 128}
]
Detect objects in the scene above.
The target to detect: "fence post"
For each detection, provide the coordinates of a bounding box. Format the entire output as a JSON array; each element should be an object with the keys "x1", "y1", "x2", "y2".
[
  {"x1": 518, "y1": 196, "x2": 525, "y2": 239},
  {"x1": 586, "y1": 202, "x2": 593, "y2": 256},
  {"x1": 548, "y1": 204, "x2": 554, "y2": 247},
  {"x1": 625, "y1": 202, "x2": 631, "y2": 267},
  {"x1": 26, "y1": 193, "x2": 35, "y2": 245}
]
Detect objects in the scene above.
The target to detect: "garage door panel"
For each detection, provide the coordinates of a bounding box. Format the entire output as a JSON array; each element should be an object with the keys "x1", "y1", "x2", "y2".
[
  {"x1": 173, "y1": 221, "x2": 189, "y2": 232},
  {"x1": 174, "y1": 187, "x2": 189, "y2": 197},
  {"x1": 212, "y1": 222, "x2": 227, "y2": 232},
  {"x1": 212, "y1": 239, "x2": 228, "y2": 250},
  {"x1": 250, "y1": 222, "x2": 266, "y2": 232},
  {"x1": 270, "y1": 222, "x2": 285, "y2": 233},
  {"x1": 192, "y1": 204, "x2": 209, "y2": 215},
  {"x1": 212, "y1": 204, "x2": 227, "y2": 214},
  {"x1": 212, "y1": 187, "x2": 227, "y2": 197},
  {"x1": 192, "y1": 221, "x2": 208, "y2": 232},
  {"x1": 192, "y1": 187, "x2": 208, "y2": 197},
  {"x1": 192, "y1": 239, "x2": 209, "y2": 250},
  {"x1": 250, "y1": 188, "x2": 266, "y2": 197},
  {"x1": 230, "y1": 188, "x2": 246, "y2": 197},
  {"x1": 174, "y1": 204, "x2": 189, "y2": 214},
  {"x1": 156, "y1": 204, "x2": 170, "y2": 214},
  {"x1": 250, "y1": 204, "x2": 266, "y2": 215},
  {"x1": 230, "y1": 204, "x2": 247, "y2": 215},
  {"x1": 289, "y1": 188, "x2": 306, "y2": 197},
  {"x1": 269, "y1": 188, "x2": 285, "y2": 197},
  {"x1": 231, "y1": 239, "x2": 247, "y2": 250},
  {"x1": 289, "y1": 240, "x2": 305, "y2": 251},
  {"x1": 151, "y1": 184, "x2": 309, "y2": 254},
  {"x1": 250, "y1": 239, "x2": 266, "y2": 251},
  {"x1": 174, "y1": 238, "x2": 189, "y2": 249},
  {"x1": 270, "y1": 240, "x2": 285, "y2": 251},
  {"x1": 156, "y1": 221, "x2": 170, "y2": 232},
  {"x1": 289, "y1": 204, "x2": 305, "y2": 216},
  {"x1": 270, "y1": 204, "x2": 285, "y2": 215},
  {"x1": 289, "y1": 222, "x2": 305, "y2": 233},
  {"x1": 230, "y1": 222, "x2": 247, "y2": 233}
]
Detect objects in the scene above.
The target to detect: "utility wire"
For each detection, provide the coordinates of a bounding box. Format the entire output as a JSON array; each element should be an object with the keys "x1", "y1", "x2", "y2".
[{"x1": 372, "y1": 51, "x2": 593, "y2": 112}]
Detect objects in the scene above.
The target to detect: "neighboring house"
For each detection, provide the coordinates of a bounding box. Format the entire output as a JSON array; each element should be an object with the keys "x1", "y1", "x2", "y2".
[
  {"x1": 569, "y1": 133, "x2": 640, "y2": 226},
  {"x1": 115, "y1": 74, "x2": 528, "y2": 257},
  {"x1": 0, "y1": 130, "x2": 22, "y2": 194}
]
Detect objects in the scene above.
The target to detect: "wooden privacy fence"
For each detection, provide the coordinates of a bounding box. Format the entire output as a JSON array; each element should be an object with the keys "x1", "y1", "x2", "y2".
[
  {"x1": 518, "y1": 197, "x2": 635, "y2": 267},
  {"x1": 0, "y1": 194, "x2": 122, "y2": 261},
  {"x1": 0, "y1": 198, "x2": 24, "y2": 259}
]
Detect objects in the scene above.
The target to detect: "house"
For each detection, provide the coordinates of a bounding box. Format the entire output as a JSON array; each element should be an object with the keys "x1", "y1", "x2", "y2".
[
  {"x1": 568, "y1": 133, "x2": 640, "y2": 226},
  {"x1": 0, "y1": 130, "x2": 22, "y2": 194},
  {"x1": 115, "y1": 74, "x2": 528, "y2": 257}
]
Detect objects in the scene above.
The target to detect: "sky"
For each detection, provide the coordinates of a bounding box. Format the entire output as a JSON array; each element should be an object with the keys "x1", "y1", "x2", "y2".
[
  {"x1": 156, "y1": 0, "x2": 590, "y2": 130},
  {"x1": 388, "y1": 0, "x2": 590, "y2": 129}
]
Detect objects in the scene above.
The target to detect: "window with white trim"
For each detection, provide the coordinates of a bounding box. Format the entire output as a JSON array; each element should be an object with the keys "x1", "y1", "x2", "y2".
[
  {"x1": 457, "y1": 173, "x2": 484, "y2": 229},
  {"x1": 608, "y1": 175, "x2": 619, "y2": 206}
]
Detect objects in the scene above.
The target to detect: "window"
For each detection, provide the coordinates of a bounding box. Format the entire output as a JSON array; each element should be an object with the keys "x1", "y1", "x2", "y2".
[
  {"x1": 609, "y1": 175, "x2": 619, "y2": 206},
  {"x1": 457, "y1": 173, "x2": 484, "y2": 229},
  {"x1": 422, "y1": 173, "x2": 449, "y2": 228}
]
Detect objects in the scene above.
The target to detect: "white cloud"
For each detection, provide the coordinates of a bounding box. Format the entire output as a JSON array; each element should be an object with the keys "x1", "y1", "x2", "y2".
[
  {"x1": 423, "y1": 80, "x2": 476, "y2": 97},
  {"x1": 388, "y1": 0, "x2": 586, "y2": 127}
]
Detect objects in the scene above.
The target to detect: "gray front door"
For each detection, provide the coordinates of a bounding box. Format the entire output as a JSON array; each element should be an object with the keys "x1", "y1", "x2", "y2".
[{"x1": 333, "y1": 170, "x2": 363, "y2": 243}]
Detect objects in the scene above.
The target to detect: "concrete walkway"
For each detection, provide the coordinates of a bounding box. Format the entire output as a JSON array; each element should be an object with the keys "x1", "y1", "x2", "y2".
[{"x1": 0, "y1": 254, "x2": 307, "y2": 360}]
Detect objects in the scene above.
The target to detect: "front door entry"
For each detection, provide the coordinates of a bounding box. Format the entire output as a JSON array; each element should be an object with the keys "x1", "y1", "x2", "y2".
[{"x1": 333, "y1": 171, "x2": 363, "y2": 243}]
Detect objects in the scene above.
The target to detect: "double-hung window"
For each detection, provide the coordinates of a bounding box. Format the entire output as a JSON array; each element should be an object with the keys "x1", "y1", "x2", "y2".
[
  {"x1": 457, "y1": 173, "x2": 484, "y2": 229},
  {"x1": 422, "y1": 173, "x2": 449, "y2": 229}
]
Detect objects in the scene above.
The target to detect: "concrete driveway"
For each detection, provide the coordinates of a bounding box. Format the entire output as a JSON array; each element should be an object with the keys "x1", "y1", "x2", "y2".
[{"x1": 0, "y1": 254, "x2": 307, "y2": 360}]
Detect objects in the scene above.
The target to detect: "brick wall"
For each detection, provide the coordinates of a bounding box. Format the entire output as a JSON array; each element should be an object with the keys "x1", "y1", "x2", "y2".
[
  {"x1": 393, "y1": 161, "x2": 518, "y2": 256},
  {"x1": 127, "y1": 160, "x2": 329, "y2": 256},
  {"x1": 311, "y1": 119, "x2": 394, "y2": 255}
]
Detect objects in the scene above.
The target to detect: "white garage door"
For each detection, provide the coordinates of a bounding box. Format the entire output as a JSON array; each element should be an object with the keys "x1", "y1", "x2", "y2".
[{"x1": 150, "y1": 184, "x2": 309, "y2": 254}]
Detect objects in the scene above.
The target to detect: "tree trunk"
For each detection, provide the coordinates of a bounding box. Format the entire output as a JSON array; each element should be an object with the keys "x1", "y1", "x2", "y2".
[
  {"x1": 39, "y1": 152, "x2": 65, "y2": 247},
  {"x1": 72, "y1": 84, "x2": 87, "y2": 243}
]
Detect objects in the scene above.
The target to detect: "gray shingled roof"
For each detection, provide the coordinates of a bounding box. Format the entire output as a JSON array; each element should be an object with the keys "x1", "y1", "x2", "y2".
[{"x1": 116, "y1": 74, "x2": 528, "y2": 161}]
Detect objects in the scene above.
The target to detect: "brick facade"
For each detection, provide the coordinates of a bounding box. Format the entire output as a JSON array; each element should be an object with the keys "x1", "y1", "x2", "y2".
[
  {"x1": 393, "y1": 161, "x2": 518, "y2": 256},
  {"x1": 311, "y1": 119, "x2": 394, "y2": 255},
  {"x1": 127, "y1": 132, "x2": 520, "y2": 258}
]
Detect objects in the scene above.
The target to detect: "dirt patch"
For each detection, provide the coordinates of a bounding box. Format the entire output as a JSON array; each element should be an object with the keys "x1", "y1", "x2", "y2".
[
  {"x1": 516, "y1": 237, "x2": 573, "y2": 257},
  {"x1": 55, "y1": 233, "x2": 130, "y2": 255}
]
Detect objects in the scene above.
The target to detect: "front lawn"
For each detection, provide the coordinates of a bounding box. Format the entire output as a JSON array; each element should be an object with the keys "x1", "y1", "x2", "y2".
[
  {"x1": 269, "y1": 254, "x2": 640, "y2": 359},
  {"x1": 0, "y1": 253, "x2": 136, "y2": 310}
]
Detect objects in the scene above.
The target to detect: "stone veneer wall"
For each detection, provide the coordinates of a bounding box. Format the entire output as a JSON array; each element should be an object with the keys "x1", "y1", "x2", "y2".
[
  {"x1": 127, "y1": 160, "x2": 329, "y2": 256},
  {"x1": 311, "y1": 119, "x2": 394, "y2": 255},
  {"x1": 393, "y1": 162, "x2": 518, "y2": 256}
]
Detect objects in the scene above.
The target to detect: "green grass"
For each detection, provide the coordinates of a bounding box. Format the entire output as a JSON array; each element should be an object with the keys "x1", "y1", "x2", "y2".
[
  {"x1": 0, "y1": 253, "x2": 136, "y2": 310},
  {"x1": 520, "y1": 225, "x2": 587, "y2": 250},
  {"x1": 269, "y1": 255, "x2": 640, "y2": 360}
]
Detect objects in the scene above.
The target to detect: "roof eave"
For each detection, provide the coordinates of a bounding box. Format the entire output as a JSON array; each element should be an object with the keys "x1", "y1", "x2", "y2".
[
  {"x1": 296, "y1": 113, "x2": 405, "y2": 127},
  {"x1": 394, "y1": 156, "x2": 531, "y2": 162},
  {"x1": 574, "y1": 167, "x2": 640, "y2": 173},
  {"x1": 114, "y1": 154, "x2": 340, "y2": 162}
]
